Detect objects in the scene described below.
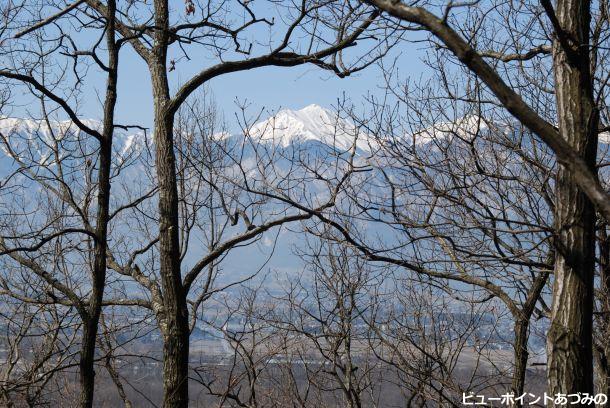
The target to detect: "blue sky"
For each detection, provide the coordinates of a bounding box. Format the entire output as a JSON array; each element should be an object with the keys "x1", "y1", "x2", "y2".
[
  {"x1": 108, "y1": 42, "x2": 428, "y2": 133},
  {"x1": 3, "y1": 1, "x2": 432, "y2": 133}
]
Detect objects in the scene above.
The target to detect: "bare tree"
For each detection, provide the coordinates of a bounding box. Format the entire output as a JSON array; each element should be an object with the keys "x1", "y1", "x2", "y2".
[
  {"x1": 44, "y1": 1, "x2": 393, "y2": 405},
  {"x1": 0, "y1": 0, "x2": 395, "y2": 404},
  {"x1": 0, "y1": 0, "x2": 123, "y2": 405},
  {"x1": 292, "y1": 98, "x2": 552, "y2": 404},
  {"x1": 269, "y1": 238, "x2": 383, "y2": 408},
  {"x1": 354, "y1": 0, "x2": 610, "y2": 399},
  {"x1": 366, "y1": 275, "x2": 507, "y2": 407},
  {"x1": 89, "y1": 96, "x2": 369, "y2": 407},
  {"x1": 0, "y1": 297, "x2": 80, "y2": 406}
]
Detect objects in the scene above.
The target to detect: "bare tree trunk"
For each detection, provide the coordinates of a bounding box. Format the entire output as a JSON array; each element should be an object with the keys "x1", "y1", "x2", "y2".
[
  {"x1": 145, "y1": 0, "x2": 190, "y2": 404},
  {"x1": 79, "y1": 139, "x2": 114, "y2": 407},
  {"x1": 595, "y1": 225, "x2": 610, "y2": 403},
  {"x1": 78, "y1": 1, "x2": 118, "y2": 406},
  {"x1": 160, "y1": 316, "x2": 190, "y2": 408},
  {"x1": 154, "y1": 114, "x2": 190, "y2": 407},
  {"x1": 150, "y1": 57, "x2": 190, "y2": 407},
  {"x1": 511, "y1": 267, "x2": 550, "y2": 407},
  {"x1": 546, "y1": 0, "x2": 598, "y2": 400},
  {"x1": 595, "y1": 350, "x2": 610, "y2": 407},
  {"x1": 511, "y1": 318, "x2": 529, "y2": 404},
  {"x1": 79, "y1": 318, "x2": 100, "y2": 407}
]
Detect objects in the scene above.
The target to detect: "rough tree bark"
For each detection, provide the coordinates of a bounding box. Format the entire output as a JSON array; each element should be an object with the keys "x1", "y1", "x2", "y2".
[
  {"x1": 150, "y1": 66, "x2": 191, "y2": 408},
  {"x1": 511, "y1": 275, "x2": 548, "y2": 405},
  {"x1": 546, "y1": 0, "x2": 598, "y2": 400},
  {"x1": 141, "y1": 0, "x2": 191, "y2": 404},
  {"x1": 512, "y1": 318, "x2": 529, "y2": 401},
  {"x1": 78, "y1": 0, "x2": 118, "y2": 406},
  {"x1": 595, "y1": 225, "x2": 610, "y2": 401}
]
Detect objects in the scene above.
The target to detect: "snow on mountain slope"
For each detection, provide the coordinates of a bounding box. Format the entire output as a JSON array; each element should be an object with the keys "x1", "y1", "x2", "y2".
[
  {"x1": 414, "y1": 116, "x2": 610, "y2": 147},
  {"x1": 0, "y1": 105, "x2": 372, "y2": 155},
  {"x1": 3, "y1": 107, "x2": 608, "y2": 162},
  {"x1": 246, "y1": 104, "x2": 375, "y2": 153},
  {"x1": 410, "y1": 115, "x2": 491, "y2": 145},
  {"x1": 599, "y1": 131, "x2": 610, "y2": 144},
  {"x1": 0, "y1": 117, "x2": 105, "y2": 143},
  {"x1": 0, "y1": 116, "x2": 147, "y2": 156}
]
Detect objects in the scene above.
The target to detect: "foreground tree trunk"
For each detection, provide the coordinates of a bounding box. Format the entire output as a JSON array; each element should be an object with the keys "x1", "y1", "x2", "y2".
[
  {"x1": 153, "y1": 104, "x2": 190, "y2": 408},
  {"x1": 144, "y1": 0, "x2": 191, "y2": 404},
  {"x1": 595, "y1": 225, "x2": 610, "y2": 402},
  {"x1": 511, "y1": 267, "x2": 549, "y2": 407},
  {"x1": 150, "y1": 52, "x2": 190, "y2": 405},
  {"x1": 511, "y1": 318, "x2": 529, "y2": 403},
  {"x1": 79, "y1": 140, "x2": 114, "y2": 407},
  {"x1": 79, "y1": 318, "x2": 98, "y2": 407},
  {"x1": 546, "y1": 0, "x2": 598, "y2": 400},
  {"x1": 78, "y1": 1, "x2": 118, "y2": 405},
  {"x1": 160, "y1": 316, "x2": 190, "y2": 408}
]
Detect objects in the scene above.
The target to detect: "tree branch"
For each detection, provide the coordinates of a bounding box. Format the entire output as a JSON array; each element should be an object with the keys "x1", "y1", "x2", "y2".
[{"x1": 365, "y1": 0, "x2": 610, "y2": 221}]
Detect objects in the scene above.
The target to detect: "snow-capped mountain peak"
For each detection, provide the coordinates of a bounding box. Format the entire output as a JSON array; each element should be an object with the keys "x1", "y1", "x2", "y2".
[{"x1": 247, "y1": 104, "x2": 372, "y2": 152}]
